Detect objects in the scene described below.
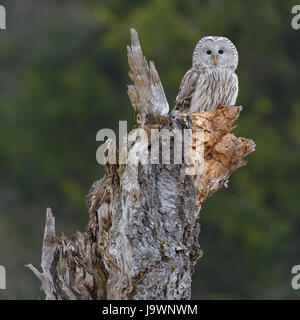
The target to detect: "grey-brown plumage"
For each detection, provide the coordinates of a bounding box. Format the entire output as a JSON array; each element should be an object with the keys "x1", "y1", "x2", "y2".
[{"x1": 175, "y1": 36, "x2": 239, "y2": 113}]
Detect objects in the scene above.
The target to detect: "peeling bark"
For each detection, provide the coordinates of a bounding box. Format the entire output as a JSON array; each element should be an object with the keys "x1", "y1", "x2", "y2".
[{"x1": 27, "y1": 29, "x2": 255, "y2": 300}]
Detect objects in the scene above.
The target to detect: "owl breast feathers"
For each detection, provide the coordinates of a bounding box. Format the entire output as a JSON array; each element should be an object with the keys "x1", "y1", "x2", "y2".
[{"x1": 175, "y1": 36, "x2": 239, "y2": 113}]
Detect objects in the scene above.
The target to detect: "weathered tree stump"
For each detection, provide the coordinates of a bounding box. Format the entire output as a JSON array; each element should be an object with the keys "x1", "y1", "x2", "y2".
[{"x1": 27, "y1": 29, "x2": 255, "y2": 300}]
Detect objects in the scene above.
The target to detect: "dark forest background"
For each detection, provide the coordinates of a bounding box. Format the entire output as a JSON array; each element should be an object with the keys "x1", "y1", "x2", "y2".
[{"x1": 0, "y1": 0, "x2": 300, "y2": 299}]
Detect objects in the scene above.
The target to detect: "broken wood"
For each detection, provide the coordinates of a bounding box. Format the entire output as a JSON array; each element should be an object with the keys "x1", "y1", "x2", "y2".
[{"x1": 27, "y1": 28, "x2": 255, "y2": 300}]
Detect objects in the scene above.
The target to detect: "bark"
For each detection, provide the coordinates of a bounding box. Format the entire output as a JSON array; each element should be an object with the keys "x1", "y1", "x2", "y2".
[{"x1": 26, "y1": 29, "x2": 255, "y2": 300}]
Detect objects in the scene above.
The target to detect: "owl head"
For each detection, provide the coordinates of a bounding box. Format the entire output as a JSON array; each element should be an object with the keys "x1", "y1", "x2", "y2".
[{"x1": 192, "y1": 36, "x2": 238, "y2": 71}]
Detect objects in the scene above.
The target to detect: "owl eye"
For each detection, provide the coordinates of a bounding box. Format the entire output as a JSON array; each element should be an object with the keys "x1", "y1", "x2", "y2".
[
  {"x1": 206, "y1": 50, "x2": 212, "y2": 55},
  {"x1": 218, "y1": 50, "x2": 224, "y2": 54}
]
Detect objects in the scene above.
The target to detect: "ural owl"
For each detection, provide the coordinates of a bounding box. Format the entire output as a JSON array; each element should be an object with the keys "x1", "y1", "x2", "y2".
[{"x1": 175, "y1": 36, "x2": 239, "y2": 113}]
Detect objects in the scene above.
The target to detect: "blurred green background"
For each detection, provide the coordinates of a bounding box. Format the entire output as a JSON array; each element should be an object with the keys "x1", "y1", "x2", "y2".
[{"x1": 0, "y1": 0, "x2": 299, "y2": 299}]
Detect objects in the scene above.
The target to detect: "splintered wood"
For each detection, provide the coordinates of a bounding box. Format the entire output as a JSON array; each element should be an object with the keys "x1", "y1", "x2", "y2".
[
  {"x1": 185, "y1": 105, "x2": 255, "y2": 208},
  {"x1": 28, "y1": 28, "x2": 255, "y2": 301}
]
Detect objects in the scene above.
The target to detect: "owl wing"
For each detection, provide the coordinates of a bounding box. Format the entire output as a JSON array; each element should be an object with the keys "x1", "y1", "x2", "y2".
[
  {"x1": 174, "y1": 67, "x2": 200, "y2": 112},
  {"x1": 226, "y1": 72, "x2": 239, "y2": 106}
]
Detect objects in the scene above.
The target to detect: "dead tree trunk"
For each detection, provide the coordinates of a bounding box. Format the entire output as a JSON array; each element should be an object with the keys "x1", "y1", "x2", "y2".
[{"x1": 26, "y1": 29, "x2": 255, "y2": 300}]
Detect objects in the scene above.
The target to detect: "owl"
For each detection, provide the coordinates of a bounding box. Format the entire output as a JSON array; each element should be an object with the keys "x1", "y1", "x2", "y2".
[{"x1": 175, "y1": 36, "x2": 239, "y2": 113}]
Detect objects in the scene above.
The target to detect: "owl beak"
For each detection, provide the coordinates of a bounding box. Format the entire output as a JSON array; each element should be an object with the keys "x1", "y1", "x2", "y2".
[{"x1": 213, "y1": 55, "x2": 217, "y2": 64}]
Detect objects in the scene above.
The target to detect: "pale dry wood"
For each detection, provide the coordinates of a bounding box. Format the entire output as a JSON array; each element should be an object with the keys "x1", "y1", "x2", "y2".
[
  {"x1": 127, "y1": 28, "x2": 169, "y2": 125},
  {"x1": 27, "y1": 29, "x2": 255, "y2": 300}
]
